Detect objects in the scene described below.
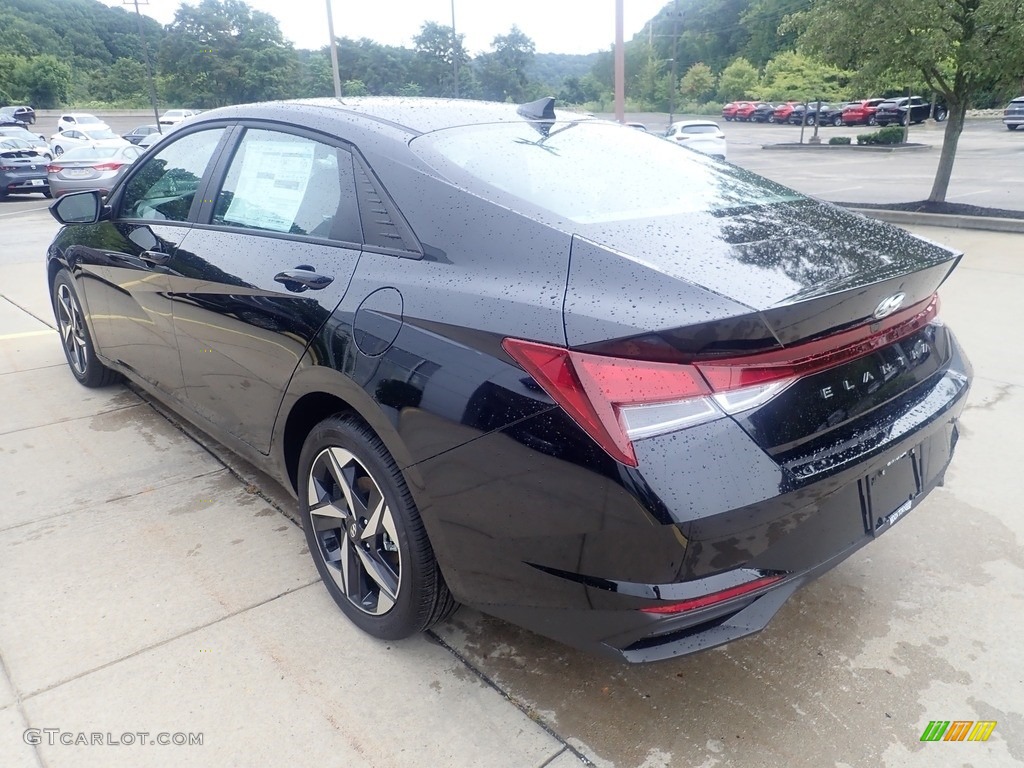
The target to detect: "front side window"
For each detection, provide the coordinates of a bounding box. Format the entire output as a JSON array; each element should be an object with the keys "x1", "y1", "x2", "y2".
[
  {"x1": 211, "y1": 128, "x2": 361, "y2": 243},
  {"x1": 119, "y1": 128, "x2": 225, "y2": 222}
]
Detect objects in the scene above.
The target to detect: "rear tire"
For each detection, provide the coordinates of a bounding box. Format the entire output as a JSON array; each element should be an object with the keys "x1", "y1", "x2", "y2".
[
  {"x1": 299, "y1": 415, "x2": 457, "y2": 640},
  {"x1": 51, "y1": 269, "x2": 120, "y2": 387},
  {"x1": 832, "y1": 115, "x2": 843, "y2": 127},
  {"x1": 53, "y1": 145, "x2": 64, "y2": 156},
  {"x1": 868, "y1": 115, "x2": 877, "y2": 126},
  {"x1": 1009, "y1": 124, "x2": 1019, "y2": 131},
  {"x1": 935, "y1": 108, "x2": 947, "y2": 122}
]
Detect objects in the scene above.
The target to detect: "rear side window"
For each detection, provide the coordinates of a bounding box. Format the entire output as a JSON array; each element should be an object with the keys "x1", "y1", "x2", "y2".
[
  {"x1": 414, "y1": 121, "x2": 799, "y2": 224},
  {"x1": 120, "y1": 128, "x2": 225, "y2": 222},
  {"x1": 212, "y1": 128, "x2": 361, "y2": 243}
]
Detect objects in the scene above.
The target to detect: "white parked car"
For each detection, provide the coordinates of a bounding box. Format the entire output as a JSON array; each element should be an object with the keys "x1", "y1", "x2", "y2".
[
  {"x1": 56, "y1": 113, "x2": 110, "y2": 134},
  {"x1": 665, "y1": 120, "x2": 727, "y2": 160},
  {"x1": 49, "y1": 128, "x2": 130, "y2": 156},
  {"x1": 158, "y1": 109, "x2": 198, "y2": 125}
]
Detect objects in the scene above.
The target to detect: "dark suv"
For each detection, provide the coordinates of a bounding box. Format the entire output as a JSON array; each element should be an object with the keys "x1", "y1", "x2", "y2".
[
  {"x1": 874, "y1": 97, "x2": 946, "y2": 126},
  {"x1": 1003, "y1": 96, "x2": 1024, "y2": 130},
  {"x1": 0, "y1": 105, "x2": 36, "y2": 125}
]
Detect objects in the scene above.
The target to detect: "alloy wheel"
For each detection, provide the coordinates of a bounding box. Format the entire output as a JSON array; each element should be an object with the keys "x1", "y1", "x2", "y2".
[
  {"x1": 307, "y1": 447, "x2": 401, "y2": 616},
  {"x1": 56, "y1": 282, "x2": 88, "y2": 376}
]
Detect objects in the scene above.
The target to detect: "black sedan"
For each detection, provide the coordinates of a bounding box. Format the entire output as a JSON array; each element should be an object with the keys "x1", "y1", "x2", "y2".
[
  {"x1": 45, "y1": 97, "x2": 972, "y2": 662},
  {"x1": 788, "y1": 102, "x2": 845, "y2": 126}
]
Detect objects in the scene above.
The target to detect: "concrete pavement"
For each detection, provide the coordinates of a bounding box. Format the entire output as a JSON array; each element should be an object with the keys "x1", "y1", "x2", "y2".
[{"x1": 1, "y1": 209, "x2": 1022, "y2": 767}]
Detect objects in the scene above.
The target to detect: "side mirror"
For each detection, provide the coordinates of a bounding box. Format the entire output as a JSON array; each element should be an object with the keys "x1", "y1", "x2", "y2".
[{"x1": 49, "y1": 190, "x2": 107, "y2": 225}]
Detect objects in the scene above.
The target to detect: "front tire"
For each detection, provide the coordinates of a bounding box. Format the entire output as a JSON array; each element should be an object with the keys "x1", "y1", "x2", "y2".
[
  {"x1": 51, "y1": 269, "x2": 120, "y2": 387},
  {"x1": 935, "y1": 108, "x2": 947, "y2": 122},
  {"x1": 832, "y1": 115, "x2": 843, "y2": 127},
  {"x1": 53, "y1": 145, "x2": 64, "y2": 156},
  {"x1": 1009, "y1": 124, "x2": 1019, "y2": 131},
  {"x1": 299, "y1": 415, "x2": 456, "y2": 640}
]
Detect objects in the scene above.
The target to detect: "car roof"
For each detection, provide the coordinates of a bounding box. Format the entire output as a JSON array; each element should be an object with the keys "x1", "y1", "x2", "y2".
[
  {"x1": 193, "y1": 97, "x2": 594, "y2": 137},
  {"x1": 670, "y1": 120, "x2": 720, "y2": 128}
]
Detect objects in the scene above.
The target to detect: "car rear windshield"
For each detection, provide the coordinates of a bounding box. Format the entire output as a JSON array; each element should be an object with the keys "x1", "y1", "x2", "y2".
[
  {"x1": 679, "y1": 124, "x2": 720, "y2": 134},
  {"x1": 412, "y1": 121, "x2": 800, "y2": 224},
  {"x1": 60, "y1": 146, "x2": 119, "y2": 161}
]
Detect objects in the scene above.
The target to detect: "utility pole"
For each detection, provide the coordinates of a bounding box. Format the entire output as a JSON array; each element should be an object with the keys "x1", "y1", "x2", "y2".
[
  {"x1": 669, "y1": 0, "x2": 679, "y2": 127},
  {"x1": 326, "y1": 0, "x2": 342, "y2": 98},
  {"x1": 451, "y1": 0, "x2": 459, "y2": 98},
  {"x1": 614, "y1": 0, "x2": 624, "y2": 122},
  {"x1": 124, "y1": 0, "x2": 161, "y2": 130}
]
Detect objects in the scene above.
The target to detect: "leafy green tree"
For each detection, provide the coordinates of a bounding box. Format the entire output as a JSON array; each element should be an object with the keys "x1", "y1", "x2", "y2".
[
  {"x1": 558, "y1": 74, "x2": 603, "y2": 105},
  {"x1": 342, "y1": 79, "x2": 369, "y2": 97},
  {"x1": 476, "y1": 26, "x2": 536, "y2": 102},
  {"x1": 680, "y1": 62, "x2": 716, "y2": 102},
  {"x1": 717, "y1": 57, "x2": 760, "y2": 101},
  {"x1": 158, "y1": 0, "x2": 295, "y2": 107},
  {"x1": 413, "y1": 22, "x2": 468, "y2": 97},
  {"x1": 90, "y1": 57, "x2": 149, "y2": 105},
  {"x1": 760, "y1": 50, "x2": 850, "y2": 101},
  {"x1": 12, "y1": 54, "x2": 71, "y2": 108},
  {"x1": 793, "y1": 0, "x2": 1024, "y2": 202}
]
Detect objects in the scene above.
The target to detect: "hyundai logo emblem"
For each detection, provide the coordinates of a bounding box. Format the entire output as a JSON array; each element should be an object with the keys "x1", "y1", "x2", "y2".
[{"x1": 873, "y1": 292, "x2": 906, "y2": 320}]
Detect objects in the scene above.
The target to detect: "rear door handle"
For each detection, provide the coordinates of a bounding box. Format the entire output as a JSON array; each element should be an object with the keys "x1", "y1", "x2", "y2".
[
  {"x1": 274, "y1": 269, "x2": 334, "y2": 292},
  {"x1": 140, "y1": 250, "x2": 170, "y2": 265}
]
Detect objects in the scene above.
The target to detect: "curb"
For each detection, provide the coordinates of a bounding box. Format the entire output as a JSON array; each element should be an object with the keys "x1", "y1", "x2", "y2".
[
  {"x1": 846, "y1": 207, "x2": 1024, "y2": 233},
  {"x1": 764, "y1": 143, "x2": 932, "y2": 152}
]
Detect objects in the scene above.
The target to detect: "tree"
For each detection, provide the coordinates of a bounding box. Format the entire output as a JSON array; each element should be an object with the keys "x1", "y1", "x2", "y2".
[
  {"x1": 680, "y1": 62, "x2": 716, "y2": 102},
  {"x1": 760, "y1": 50, "x2": 850, "y2": 102},
  {"x1": 159, "y1": 0, "x2": 295, "y2": 107},
  {"x1": 12, "y1": 54, "x2": 71, "y2": 108},
  {"x1": 413, "y1": 21, "x2": 467, "y2": 97},
  {"x1": 476, "y1": 26, "x2": 537, "y2": 102},
  {"x1": 717, "y1": 57, "x2": 760, "y2": 101},
  {"x1": 793, "y1": 0, "x2": 1024, "y2": 202}
]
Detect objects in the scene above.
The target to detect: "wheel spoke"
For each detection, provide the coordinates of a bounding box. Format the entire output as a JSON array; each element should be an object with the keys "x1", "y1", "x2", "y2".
[{"x1": 354, "y1": 545, "x2": 398, "y2": 604}]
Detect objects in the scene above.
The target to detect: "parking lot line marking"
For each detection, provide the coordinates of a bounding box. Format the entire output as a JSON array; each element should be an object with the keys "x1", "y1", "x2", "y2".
[
  {"x1": 0, "y1": 329, "x2": 56, "y2": 340},
  {"x1": 0, "y1": 205, "x2": 50, "y2": 217},
  {"x1": 946, "y1": 189, "x2": 993, "y2": 199}
]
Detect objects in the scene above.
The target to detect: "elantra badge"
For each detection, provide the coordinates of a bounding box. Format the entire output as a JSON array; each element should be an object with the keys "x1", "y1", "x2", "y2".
[{"x1": 873, "y1": 292, "x2": 906, "y2": 320}]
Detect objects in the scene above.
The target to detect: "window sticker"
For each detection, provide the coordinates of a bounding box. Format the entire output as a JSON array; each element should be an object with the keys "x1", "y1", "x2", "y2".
[{"x1": 225, "y1": 141, "x2": 315, "y2": 232}]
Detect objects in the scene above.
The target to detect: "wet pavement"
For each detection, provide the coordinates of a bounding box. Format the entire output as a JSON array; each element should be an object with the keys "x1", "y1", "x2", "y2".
[{"x1": 1, "y1": 207, "x2": 1021, "y2": 767}]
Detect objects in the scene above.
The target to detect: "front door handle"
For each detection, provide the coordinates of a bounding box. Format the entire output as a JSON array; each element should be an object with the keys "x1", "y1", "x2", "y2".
[
  {"x1": 274, "y1": 269, "x2": 334, "y2": 292},
  {"x1": 140, "y1": 250, "x2": 170, "y2": 265}
]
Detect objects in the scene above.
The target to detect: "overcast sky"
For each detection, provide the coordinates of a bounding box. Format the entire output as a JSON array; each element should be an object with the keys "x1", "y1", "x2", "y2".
[{"x1": 104, "y1": 0, "x2": 669, "y2": 55}]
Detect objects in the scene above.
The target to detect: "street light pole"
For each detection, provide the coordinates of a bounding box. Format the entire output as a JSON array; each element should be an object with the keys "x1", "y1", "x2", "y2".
[
  {"x1": 123, "y1": 0, "x2": 161, "y2": 130},
  {"x1": 325, "y1": 0, "x2": 342, "y2": 98},
  {"x1": 614, "y1": 0, "x2": 624, "y2": 122},
  {"x1": 451, "y1": 0, "x2": 459, "y2": 98}
]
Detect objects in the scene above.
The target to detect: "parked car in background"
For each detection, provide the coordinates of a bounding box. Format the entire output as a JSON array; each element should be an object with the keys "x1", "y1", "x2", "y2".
[
  {"x1": 158, "y1": 109, "x2": 198, "y2": 125},
  {"x1": 122, "y1": 124, "x2": 162, "y2": 144},
  {"x1": 0, "y1": 140, "x2": 49, "y2": 198},
  {"x1": 49, "y1": 128, "x2": 130, "y2": 156},
  {"x1": 665, "y1": 119, "x2": 727, "y2": 160},
  {"x1": 874, "y1": 97, "x2": 946, "y2": 126},
  {"x1": 0, "y1": 125, "x2": 51, "y2": 156},
  {"x1": 46, "y1": 144, "x2": 143, "y2": 198},
  {"x1": 56, "y1": 113, "x2": 111, "y2": 134},
  {"x1": 44, "y1": 97, "x2": 972, "y2": 662},
  {"x1": 722, "y1": 102, "x2": 748, "y2": 121},
  {"x1": 1003, "y1": 96, "x2": 1024, "y2": 130},
  {"x1": 0, "y1": 136, "x2": 51, "y2": 161},
  {"x1": 733, "y1": 101, "x2": 768, "y2": 121},
  {"x1": 749, "y1": 103, "x2": 778, "y2": 122},
  {"x1": 772, "y1": 102, "x2": 800, "y2": 123},
  {"x1": 841, "y1": 98, "x2": 886, "y2": 126},
  {"x1": 0, "y1": 105, "x2": 35, "y2": 125},
  {"x1": 787, "y1": 102, "x2": 845, "y2": 126}
]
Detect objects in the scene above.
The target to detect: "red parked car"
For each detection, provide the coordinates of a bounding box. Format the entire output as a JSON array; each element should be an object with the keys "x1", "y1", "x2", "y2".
[
  {"x1": 772, "y1": 102, "x2": 800, "y2": 122},
  {"x1": 734, "y1": 101, "x2": 770, "y2": 121},
  {"x1": 842, "y1": 98, "x2": 886, "y2": 126},
  {"x1": 721, "y1": 102, "x2": 742, "y2": 121}
]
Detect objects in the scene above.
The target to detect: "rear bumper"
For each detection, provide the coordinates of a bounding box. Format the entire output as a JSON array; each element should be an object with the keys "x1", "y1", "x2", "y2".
[{"x1": 416, "y1": 329, "x2": 970, "y2": 662}]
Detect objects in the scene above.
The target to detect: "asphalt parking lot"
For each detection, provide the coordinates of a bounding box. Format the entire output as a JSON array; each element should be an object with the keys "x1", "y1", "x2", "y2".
[{"x1": 2, "y1": 121, "x2": 1023, "y2": 767}]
